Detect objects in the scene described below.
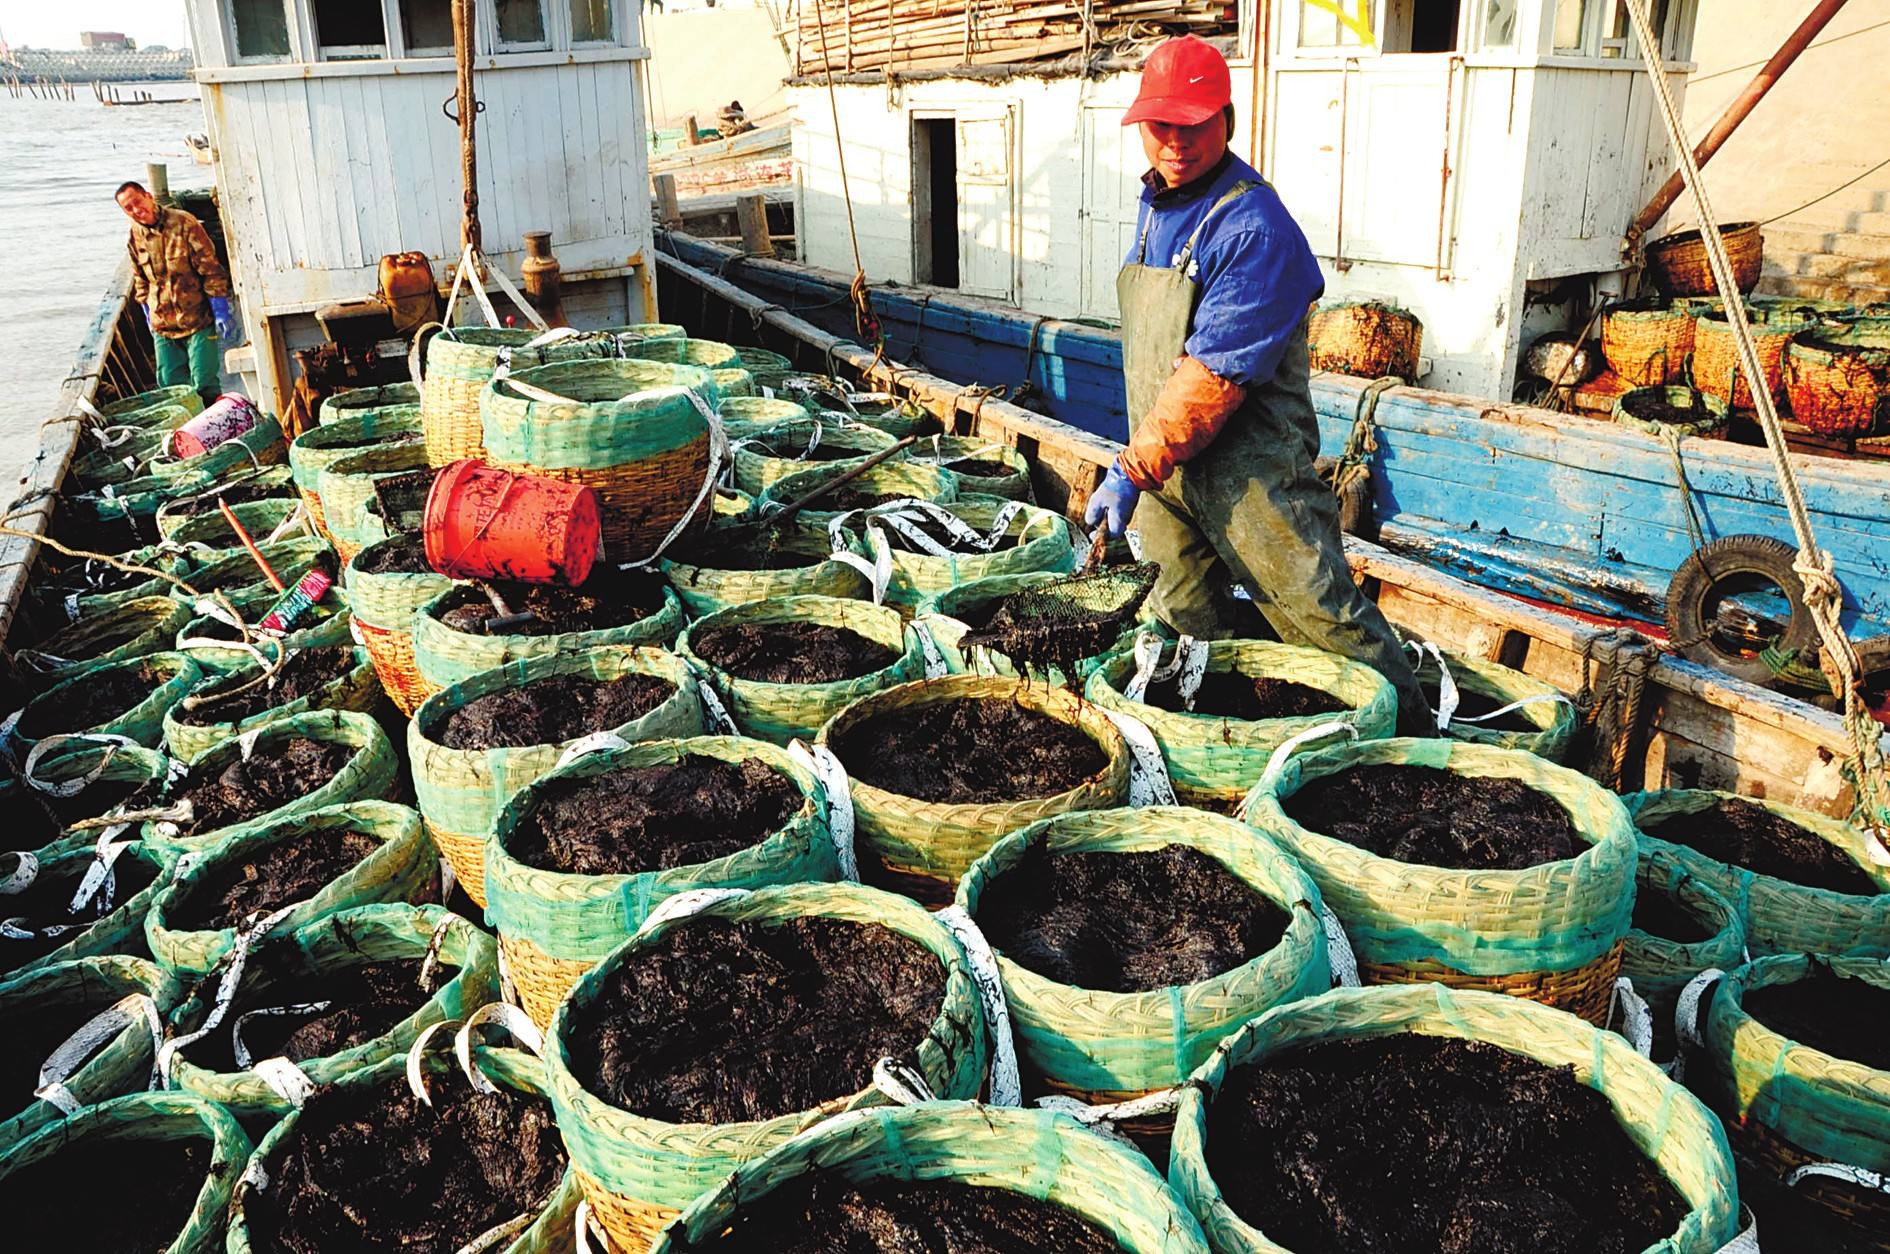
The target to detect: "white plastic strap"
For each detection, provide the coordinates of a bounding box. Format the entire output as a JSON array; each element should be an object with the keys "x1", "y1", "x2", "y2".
[
  {"x1": 455, "y1": 1211, "x2": 538, "y2": 1254},
  {"x1": 75, "y1": 395, "x2": 106, "y2": 422},
  {"x1": 262, "y1": 499, "x2": 311, "y2": 544},
  {"x1": 0, "y1": 852, "x2": 37, "y2": 896},
  {"x1": 621, "y1": 387, "x2": 729, "y2": 570},
  {"x1": 1257, "y1": 720, "x2": 1359, "y2": 794},
  {"x1": 1447, "y1": 692, "x2": 1574, "y2": 726},
  {"x1": 444, "y1": 242, "x2": 503, "y2": 329},
  {"x1": 22, "y1": 733, "x2": 138, "y2": 797},
  {"x1": 867, "y1": 499, "x2": 1030, "y2": 558},
  {"x1": 634, "y1": 887, "x2": 751, "y2": 938},
  {"x1": 456, "y1": 1001, "x2": 546, "y2": 1095},
  {"x1": 232, "y1": 1002, "x2": 332, "y2": 1070},
  {"x1": 1097, "y1": 709, "x2": 1177, "y2": 807},
  {"x1": 827, "y1": 518, "x2": 893, "y2": 606},
  {"x1": 1674, "y1": 967, "x2": 1725, "y2": 1055},
  {"x1": 481, "y1": 255, "x2": 552, "y2": 333},
  {"x1": 909, "y1": 621, "x2": 951, "y2": 680},
  {"x1": 1609, "y1": 977, "x2": 1655, "y2": 1059},
  {"x1": 1786, "y1": 1161, "x2": 1890, "y2": 1195},
  {"x1": 681, "y1": 659, "x2": 738, "y2": 735},
  {"x1": 870, "y1": 1056, "x2": 937, "y2": 1106},
  {"x1": 934, "y1": 905, "x2": 1020, "y2": 1107},
  {"x1": 574, "y1": 1202, "x2": 606, "y2": 1254},
  {"x1": 787, "y1": 740, "x2": 858, "y2": 881},
  {"x1": 1406, "y1": 640, "x2": 1460, "y2": 731},
  {"x1": 69, "y1": 832, "x2": 133, "y2": 914},
  {"x1": 237, "y1": 728, "x2": 263, "y2": 761},
  {"x1": 1714, "y1": 1207, "x2": 1761, "y2": 1254},
  {"x1": 406, "y1": 1018, "x2": 462, "y2": 1106},
  {"x1": 1122, "y1": 631, "x2": 1169, "y2": 704},
  {"x1": 36, "y1": 993, "x2": 164, "y2": 1106},
  {"x1": 156, "y1": 902, "x2": 300, "y2": 1084},
  {"x1": 63, "y1": 592, "x2": 81, "y2": 623},
  {"x1": 252, "y1": 1057, "x2": 316, "y2": 1107},
  {"x1": 1319, "y1": 905, "x2": 1361, "y2": 987},
  {"x1": 418, "y1": 914, "x2": 458, "y2": 990},
  {"x1": 554, "y1": 731, "x2": 632, "y2": 771},
  {"x1": 1036, "y1": 1087, "x2": 1181, "y2": 1135}
]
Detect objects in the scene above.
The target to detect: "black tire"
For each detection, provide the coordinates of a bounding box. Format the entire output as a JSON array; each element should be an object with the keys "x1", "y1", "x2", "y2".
[{"x1": 1665, "y1": 534, "x2": 1820, "y2": 686}]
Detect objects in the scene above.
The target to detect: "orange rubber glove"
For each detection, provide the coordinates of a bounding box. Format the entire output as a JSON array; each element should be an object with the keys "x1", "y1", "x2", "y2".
[{"x1": 1119, "y1": 355, "x2": 1247, "y2": 490}]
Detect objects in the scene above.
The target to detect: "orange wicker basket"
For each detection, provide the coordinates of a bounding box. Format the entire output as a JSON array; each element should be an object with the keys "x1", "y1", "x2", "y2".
[
  {"x1": 1785, "y1": 324, "x2": 1890, "y2": 436},
  {"x1": 1691, "y1": 313, "x2": 1800, "y2": 410},
  {"x1": 1602, "y1": 304, "x2": 1694, "y2": 386},
  {"x1": 1307, "y1": 301, "x2": 1423, "y2": 379},
  {"x1": 1645, "y1": 222, "x2": 1764, "y2": 297}
]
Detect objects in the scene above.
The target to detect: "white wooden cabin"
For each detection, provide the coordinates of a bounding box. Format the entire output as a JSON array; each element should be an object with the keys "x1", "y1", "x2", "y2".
[
  {"x1": 789, "y1": 0, "x2": 1700, "y2": 399},
  {"x1": 184, "y1": 0, "x2": 660, "y2": 408}
]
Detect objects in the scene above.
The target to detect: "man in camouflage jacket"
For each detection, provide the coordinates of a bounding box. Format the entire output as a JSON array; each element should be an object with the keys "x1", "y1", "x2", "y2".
[{"x1": 117, "y1": 180, "x2": 237, "y2": 405}]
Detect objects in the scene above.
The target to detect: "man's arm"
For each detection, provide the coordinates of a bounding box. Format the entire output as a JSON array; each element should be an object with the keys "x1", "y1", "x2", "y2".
[
  {"x1": 1118, "y1": 356, "x2": 1245, "y2": 489},
  {"x1": 185, "y1": 216, "x2": 233, "y2": 298},
  {"x1": 127, "y1": 232, "x2": 150, "y2": 307}
]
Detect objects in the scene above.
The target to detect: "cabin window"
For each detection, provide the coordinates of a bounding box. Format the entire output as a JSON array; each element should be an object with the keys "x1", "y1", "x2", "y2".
[
  {"x1": 496, "y1": 0, "x2": 549, "y2": 48},
  {"x1": 569, "y1": 0, "x2": 613, "y2": 43},
  {"x1": 1551, "y1": 0, "x2": 1591, "y2": 52},
  {"x1": 1476, "y1": 0, "x2": 1518, "y2": 48},
  {"x1": 1297, "y1": 0, "x2": 1378, "y2": 50},
  {"x1": 230, "y1": 0, "x2": 293, "y2": 59},
  {"x1": 313, "y1": 0, "x2": 389, "y2": 58},
  {"x1": 911, "y1": 118, "x2": 960, "y2": 289},
  {"x1": 402, "y1": 0, "x2": 455, "y2": 53}
]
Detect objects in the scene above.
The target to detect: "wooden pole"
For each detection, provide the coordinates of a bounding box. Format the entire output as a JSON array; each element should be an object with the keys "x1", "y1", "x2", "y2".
[
  {"x1": 452, "y1": 0, "x2": 482, "y2": 258},
  {"x1": 1627, "y1": 0, "x2": 1850, "y2": 244},
  {"x1": 736, "y1": 194, "x2": 777, "y2": 256},
  {"x1": 146, "y1": 161, "x2": 170, "y2": 204},
  {"x1": 654, "y1": 174, "x2": 682, "y2": 226},
  {"x1": 682, "y1": 113, "x2": 701, "y2": 146}
]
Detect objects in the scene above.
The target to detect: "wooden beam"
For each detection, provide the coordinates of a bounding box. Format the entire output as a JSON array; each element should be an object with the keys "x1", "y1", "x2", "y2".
[
  {"x1": 736, "y1": 194, "x2": 777, "y2": 257},
  {"x1": 654, "y1": 174, "x2": 682, "y2": 227}
]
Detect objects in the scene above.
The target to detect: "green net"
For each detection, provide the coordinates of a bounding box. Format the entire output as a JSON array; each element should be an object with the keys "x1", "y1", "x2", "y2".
[{"x1": 961, "y1": 561, "x2": 1159, "y2": 675}]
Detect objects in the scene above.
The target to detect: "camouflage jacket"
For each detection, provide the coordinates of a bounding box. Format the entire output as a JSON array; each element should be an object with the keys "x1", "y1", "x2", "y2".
[{"x1": 127, "y1": 206, "x2": 232, "y2": 339}]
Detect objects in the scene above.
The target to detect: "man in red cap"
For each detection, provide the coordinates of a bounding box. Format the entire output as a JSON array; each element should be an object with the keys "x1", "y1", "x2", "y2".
[{"x1": 1085, "y1": 34, "x2": 1431, "y2": 732}]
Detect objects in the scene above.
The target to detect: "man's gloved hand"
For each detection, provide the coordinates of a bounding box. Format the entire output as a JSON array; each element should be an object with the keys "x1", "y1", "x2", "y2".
[
  {"x1": 142, "y1": 304, "x2": 153, "y2": 327},
  {"x1": 209, "y1": 296, "x2": 237, "y2": 341},
  {"x1": 1083, "y1": 459, "x2": 1142, "y2": 539}
]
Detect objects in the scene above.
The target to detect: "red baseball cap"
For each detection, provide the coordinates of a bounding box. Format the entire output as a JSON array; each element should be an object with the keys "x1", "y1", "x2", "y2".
[{"x1": 1122, "y1": 35, "x2": 1232, "y2": 127}]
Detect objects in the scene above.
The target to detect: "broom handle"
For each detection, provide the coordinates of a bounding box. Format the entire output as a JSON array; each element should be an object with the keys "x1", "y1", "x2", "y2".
[
  {"x1": 218, "y1": 498, "x2": 286, "y2": 592},
  {"x1": 768, "y1": 435, "x2": 920, "y2": 522}
]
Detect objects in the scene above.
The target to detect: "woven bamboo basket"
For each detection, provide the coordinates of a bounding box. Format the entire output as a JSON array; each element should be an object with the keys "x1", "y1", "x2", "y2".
[
  {"x1": 648, "y1": 1101, "x2": 1210, "y2": 1254},
  {"x1": 142, "y1": 800, "x2": 433, "y2": 974},
  {"x1": 1622, "y1": 842, "x2": 1744, "y2": 1063},
  {"x1": 3, "y1": 736, "x2": 170, "y2": 851},
  {"x1": 1785, "y1": 323, "x2": 1890, "y2": 437},
  {"x1": 151, "y1": 468, "x2": 299, "y2": 542},
  {"x1": 911, "y1": 433, "x2": 1032, "y2": 499},
  {"x1": 729, "y1": 419, "x2": 902, "y2": 495},
  {"x1": 1613, "y1": 384, "x2": 1731, "y2": 440},
  {"x1": 484, "y1": 735, "x2": 835, "y2": 1029},
  {"x1": 164, "y1": 495, "x2": 309, "y2": 550},
  {"x1": 147, "y1": 412, "x2": 287, "y2": 481},
  {"x1": 343, "y1": 533, "x2": 454, "y2": 713},
  {"x1": 166, "y1": 534, "x2": 331, "y2": 603},
  {"x1": 412, "y1": 580, "x2": 686, "y2": 691},
  {"x1": 418, "y1": 327, "x2": 617, "y2": 467},
  {"x1": 1647, "y1": 222, "x2": 1764, "y2": 296},
  {"x1": 100, "y1": 385, "x2": 205, "y2": 422},
  {"x1": 818, "y1": 675, "x2": 1130, "y2": 907},
  {"x1": 1240, "y1": 737, "x2": 1639, "y2": 1025},
  {"x1": 1603, "y1": 304, "x2": 1697, "y2": 386},
  {"x1": 160, "y1": 904, "x2": 497, "y2": 1120},
  {"x1": 1622, "y1": 788, "x2": 1890, "y2": 957},
  {"x1": 756, "y1": 459, "x2": 959, "y2": 523},
  {"x1": 706, "y1": 365, "x2": 755, "y2": 397},
  {"x1": 160, "y1": 643, "x2": 381, "y2": 762},
  {"x1": 14, "y1": 596, "x2": 194, "y2": 691},
  {"x1": 1171, "y1": 983, "x2": 1741, "y2": 1253},
  {"x1": 0, "y1": 842, "x2": 175, "y2": 983},
  {"x1": 409, "y1": 646, "x2": 704, "y2": 909},
  {"x1": 716, "y1": 395, "x2": 809, "y2": 432},
  {"x1": 138, "y1": 707, "x2": 398, "y2": 854},
  {"x1": 226, "y1": 1046, "x2": 582, "y2": 1254},
  {"x1": 1698, "y1": 955, "x2": 1890, "y2": 1251},
  {"x1": 913, "y1": 571, "x2": 1071, "y2": 680},
  {"x1": 173, "y1": 598, "x2": 353, "y2": 679},
  {"x1": 1088, "y1": 638, "x2": 1399, "y2": 809},
  {"x1": 1692, "y1": 312, "x2": 1802, "y2": 410},
  {"x1": 1406, "y1": 644, "x2": 1580, "y2": 762},
  {"x1": 481, "y1": 358, "x2": 720, "y2": 562},
  {"x1": 9, "y1": 651, "x2": 201, "y2": 751},
  {"x1": 543, "y1": 881, "x2": 987, "y2": 1252},
  {"x1": 0, "y1": 955, "x2": 178, "y2": 1154},
  {"x1": 827, "y1": 393, "x2": 945, "y2": 440},
  {"x1": 0, "y1": 1091, "x2": 251, "y2": 1254},
  {"x1": 679, "y1": 596, "x2": 924, "y2": 746},
  {"x1": 660, "y1": 515, "x2": 869, "y2": 616},
  {"x1": 860, "y1": 494, "x2": 1075, "y2": 610},
  {"x1": 957, "y1": 806, "x2": 1329, "y2": 1108},
  {"x1": 619, "y1": 336, "x2": 742, "y2": 370},
  {"x1": 317, "y1": 440, "x2": 431, "y2": 567},
  {"x1": 1307, "y1": 300, "x2": 1423, "y2": 378},
  {"x1": 73, "y1": 427, "x2": 166, "y2": 489},
  {"x1": 288, "y1": 408, "x2": 422, "y2": 540},
  {"x1": 317, "y1": 381, "x2": 419, "y2": 426},
  {"x1": 47, "y1": 543, "x2": 188, "y2": 620}
]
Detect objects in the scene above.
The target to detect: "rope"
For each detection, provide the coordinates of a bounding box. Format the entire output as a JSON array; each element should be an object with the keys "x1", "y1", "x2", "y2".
[
  {"x1": 1758, "y1": 154, "x2": 1890, "y2": 227},
  {"x1": 812, "y1": 15, "x2": 882, "y2": 356},
  {"x1": 1332, "y1": 375, "x2": 1398, "y2": 497},
  {"x1": 1626, "y1": 0, "x2": 1890, "y2": 850},
  {"x1": 1656, "y1": 425, "x2": 1711, "y2": 554}
]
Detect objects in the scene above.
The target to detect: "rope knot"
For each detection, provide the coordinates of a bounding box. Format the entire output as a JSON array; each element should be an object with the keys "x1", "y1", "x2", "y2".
[{"x1": 1792, "y1": 549, "x2": 1843, "y2": 610}]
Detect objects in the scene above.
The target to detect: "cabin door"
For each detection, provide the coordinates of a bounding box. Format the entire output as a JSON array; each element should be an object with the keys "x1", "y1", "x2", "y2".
[{"x1": 954, "y1": 109, "x2": 1019, "y2": 301}]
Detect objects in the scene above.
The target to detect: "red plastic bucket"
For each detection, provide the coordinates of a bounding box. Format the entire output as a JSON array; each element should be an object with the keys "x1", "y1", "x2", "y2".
[
  {"x1": 170, "y1": 393, "x2": 260, "y2": 458},
  {"x1": 423, "y1": 459, "x2": 603, "y2": 585}
]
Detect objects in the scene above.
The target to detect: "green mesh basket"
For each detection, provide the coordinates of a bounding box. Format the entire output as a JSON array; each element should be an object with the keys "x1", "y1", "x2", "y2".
[
  {"x1": 619, "y1": 336, "x2": 742, "y2": 369},
  {"x1": 165, "y1": 535, "x2": 330, "y2": 603},
  {"x1": 660, "y1": 516, "x2": 869, "y2": 616},
  {"x1": 9, "y1": 652, "x2": 201, "y2": 751},
  {"x1": 316, "y1": 441, "x2": 431, "y2": 554},
  {"x1": 1088, "y1": 638, "x2": 1398, "y2": 807},
  {"x1": 0, "y1": 843, "x2": 178, "y2": 983},
  {"x1": 1623, "y1": 841, "x2": 1744, "y2": 1060},
  {"x1": 732, "y1": 346, "x2": 795, "y2": 388},
  {"x1": 913, "y1": 571, "x2": 1068, "y2": 679},
  {"x1": 730, "y1": 419, "x2": 903, "y2": 495},
  {"x1": 1623, "y1": 789, "x2": 1890, "y2": 958},
  {"x1": 956, "y1": 806, "x2": 1330, "y2": 1100},
  {"x1": 717, "y1": 395, "x2": 811, "y2": 433},
  {"x1": 52, "y1": 545, "x2": 193, "y2": 620},
  {"x1": 412, "y1": 582, "x2": 687, "y2": 690},
  {"x1": 73, "y1": 427, "x2": 166, "y2": 490},
  {"x1": 138, "y1": 708, "x2": 397, "y2": 854},
  {"x1": 344, "y1": 535, "x2": 452, "y2": 631},
  {"x1": 160, "y1": 904, "x2": 498, "y2": 1120},
  {"x1": 1613, "y1": 385, "x2": 1729, "y2": 440},
  {"x1": 910, "y1": 433, "x2": 1031, "y2": 499},
  {"x1": 648, "y1": 1102, "x2": 1210, "y2": 1254},
  {"x1": 143, "y1": 801, "x2": 434, "y2": 975},
  {"x1": 755, "y1": 459, "x2": 959, "y2": 525},
  {"x1": 163, "y1": 496, "x2": 308, "y2": 549},
  {"x1": 479, "y1": 358, "x2": 720, "y2": 472},
  {"x1": 69, "y1": 469, "x2": 219, "y2": 529},
  {"x1": 0, "y1": 1091, "x2": 251, "y2": 1254},
  {"x1": 288, "y1": 408, "x2": 423, "y2": 499},
  {"x1": 0, "y1": 955, "x2": 178, "y2": 1155},
  {"x1": 172, "y1": 598, "x2": 354, "y2": 679},
  {"x1": 823, "y1": 394, "x2": 945, "y2": 440},
  {"x1": 317, "y1": 382, "x2": 420, "y2": 426},
  {"x1": 14, "y1": 597, "x2": 194, "y2": 691},
  {"x1": 160, "y1": 643, "x2": 379, "y2": 762},
  {"x1": 225, "y1": 1046, "x2": 581, "y2": 1254},
  {"x1": 1170, "y1": 983, "x2": 1740, "y2": 1253},
  {"x1": 603, "y1": 323, "x2": 686, "y2": 341},
  {"x1": 146, "y1": 413, "x2": 286, "y2": 482},
  {"x1": 543, "y1": 882, "x2": 987, "y2": 1239},
  {"x1": 678, "y1": 596, "x2": 925, "y2": 745},
  {"x1": 1407, "y1": 645, "x2": 1579, "y2": 762},
  {"x1": 4, "y1": 737, "x2": 172, "y2": 842},
  {"x1": 101, "y1": 386, "x2": 205, "y2": 423}
]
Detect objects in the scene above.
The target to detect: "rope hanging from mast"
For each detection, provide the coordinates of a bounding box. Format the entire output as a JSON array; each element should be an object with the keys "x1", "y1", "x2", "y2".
[
  {"x1": 453, "y1": 0, "x2": 483, "y2": 261},
  {"x1": 1623, "y1": 0, "x2": 1890, "y2": 857}
]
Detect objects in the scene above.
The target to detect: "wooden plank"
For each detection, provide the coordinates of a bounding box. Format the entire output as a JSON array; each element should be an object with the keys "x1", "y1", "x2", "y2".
[
  {"x1": 736, "y1": 194, "x2": 776, "y2": 256},
  {"x1": 655, "y1": 174, "x2": 682, "y2": 226}
]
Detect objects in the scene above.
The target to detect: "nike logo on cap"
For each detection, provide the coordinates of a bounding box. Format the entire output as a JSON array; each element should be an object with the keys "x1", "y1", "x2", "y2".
[{"x1": 1189, "y1": 75, "x2": 1205, "y2": 83}]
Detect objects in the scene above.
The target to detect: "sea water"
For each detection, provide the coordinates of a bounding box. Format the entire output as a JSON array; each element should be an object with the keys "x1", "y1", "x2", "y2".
[{"x1": 0, "y1": 84, "x2": 210, "y2": 489}]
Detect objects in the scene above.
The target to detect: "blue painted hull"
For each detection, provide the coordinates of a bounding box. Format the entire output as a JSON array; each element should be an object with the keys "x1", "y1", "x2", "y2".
[{"x1": 664, "y1": 236, "x2": 1890, "y2": 641}]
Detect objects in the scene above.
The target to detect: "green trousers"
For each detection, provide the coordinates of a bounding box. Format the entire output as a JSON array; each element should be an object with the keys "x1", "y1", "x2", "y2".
[
  {"x1": 154, "y1": 329, "x2": 222, "y2": 406},
  {"x1": 1131, "y1": 328, "x2": 1435, "y2": 735}
]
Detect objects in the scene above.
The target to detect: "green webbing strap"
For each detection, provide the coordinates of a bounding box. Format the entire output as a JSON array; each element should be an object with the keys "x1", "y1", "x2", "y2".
[
  {"x1": 875, "y1": 1107, "x2": 910, "y2": 1176},
  {"x1": 1169, "y1": 985, "x2": 1189, "y2": 1087},
  {"x1": 1176, "y1": 181, "x2": 1262, "y2": 271},
  {"x1": 1023, "y1": 1112, "x2": 1069, "y2": 1201}
]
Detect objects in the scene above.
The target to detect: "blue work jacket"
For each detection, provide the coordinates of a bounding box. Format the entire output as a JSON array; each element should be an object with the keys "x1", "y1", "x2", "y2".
[{"x1": 1127, "y1": 153, "x2": 1326, "y2": 388}]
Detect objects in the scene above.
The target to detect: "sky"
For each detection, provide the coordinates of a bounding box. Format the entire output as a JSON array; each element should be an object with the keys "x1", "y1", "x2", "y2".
[{"x1": 0, "y1": 0, "x2": 192, "y2": 49}]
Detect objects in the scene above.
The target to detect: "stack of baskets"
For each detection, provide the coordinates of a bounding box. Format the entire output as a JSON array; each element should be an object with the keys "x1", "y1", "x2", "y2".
[
  {"x1": 417, "y1": 327, "x2": 615, "y2": 466},
  {"x1": 1602, "y1": 303, "x2": 1695, "y2": 386}
]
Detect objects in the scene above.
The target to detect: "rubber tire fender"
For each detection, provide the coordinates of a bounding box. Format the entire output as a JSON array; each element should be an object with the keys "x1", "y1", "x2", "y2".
[{"x1": 1665, "y1": 534, "x2": 1820, "y2": 687}]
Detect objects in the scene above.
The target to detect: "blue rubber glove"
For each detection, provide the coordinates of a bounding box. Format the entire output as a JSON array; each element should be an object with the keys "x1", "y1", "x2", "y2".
[
  {"x1": 210, "y1": 296, "x2": 237, "y2": 341},
  {"x1": 1083, "y1": 459, "x2": 1142, "y2": 539},
  {"x1": 142, "y1": 304, "x2": 153, "y2": 327}
]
